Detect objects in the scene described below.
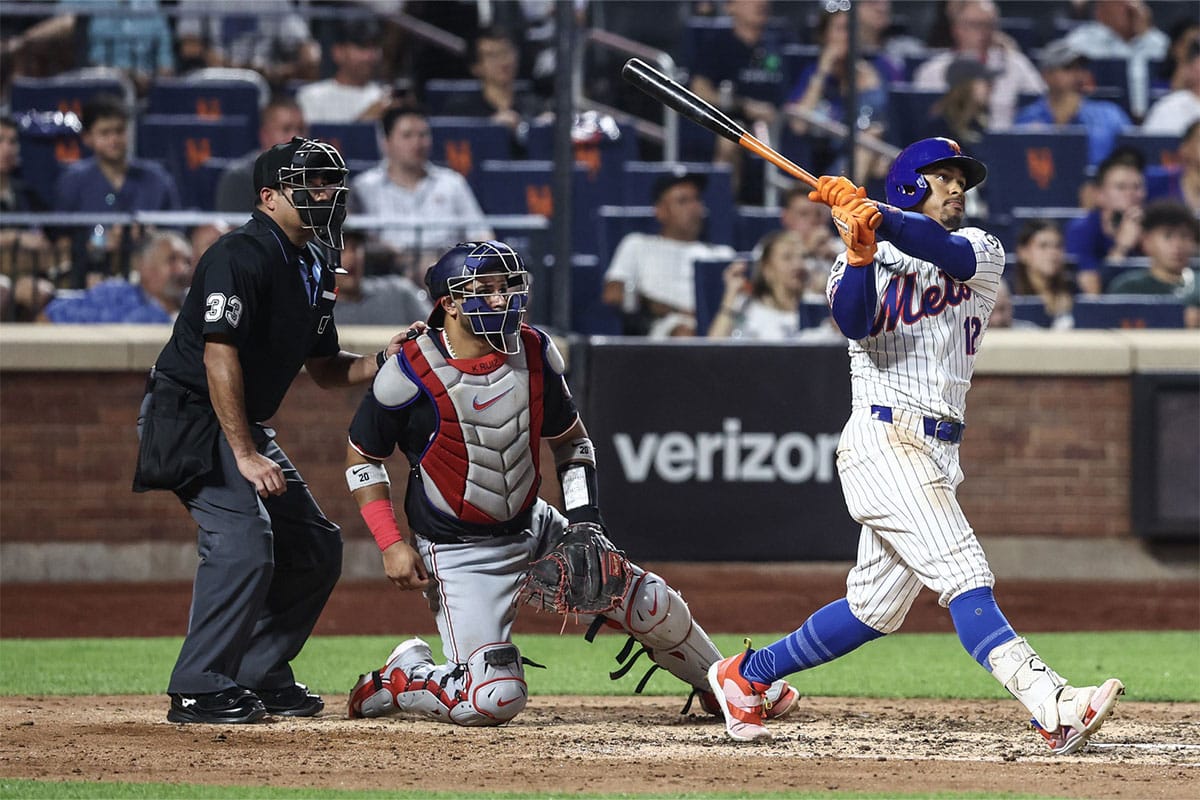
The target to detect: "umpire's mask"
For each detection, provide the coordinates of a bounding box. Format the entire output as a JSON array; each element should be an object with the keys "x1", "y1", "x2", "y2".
[
  {"x1": 425, "y1": 241, "x2": 530, "y2": 355},
  {"x1": 256, "y1": 137, "x2": 350, "y2": 250}
]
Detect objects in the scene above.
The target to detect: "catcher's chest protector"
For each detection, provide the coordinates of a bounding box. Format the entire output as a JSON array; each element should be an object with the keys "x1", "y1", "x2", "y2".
[{"x1": 405, "y1": 330, "x2": 545, "y2": 525}]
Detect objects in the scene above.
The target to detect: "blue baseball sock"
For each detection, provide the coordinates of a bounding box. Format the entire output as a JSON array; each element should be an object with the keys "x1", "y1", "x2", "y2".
[
  {"x1": 740, "y1": 598, "x2": 884, "y2": 685},
  {"x1": 949, "y1": 587, "x2": 1017, "y2": 668}
]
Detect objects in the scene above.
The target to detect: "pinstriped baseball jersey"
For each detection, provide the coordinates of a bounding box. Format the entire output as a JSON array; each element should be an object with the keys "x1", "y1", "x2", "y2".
[{"x1": 827, "y1": 228, "x2": 1006, "y2": 421}]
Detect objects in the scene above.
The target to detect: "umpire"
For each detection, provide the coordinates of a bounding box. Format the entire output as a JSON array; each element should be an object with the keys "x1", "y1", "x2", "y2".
[{"x1": 134, "y1": 137, "x2": 405, "y2": 724}]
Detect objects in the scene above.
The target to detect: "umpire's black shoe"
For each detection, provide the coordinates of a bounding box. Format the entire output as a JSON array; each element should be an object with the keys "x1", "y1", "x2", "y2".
[
  {"x1": 167, "y1": 687, "x2": 268, "y2": 724},
  {"x1": 256, "y1": 682, "x2": 324, "y2": 717}
]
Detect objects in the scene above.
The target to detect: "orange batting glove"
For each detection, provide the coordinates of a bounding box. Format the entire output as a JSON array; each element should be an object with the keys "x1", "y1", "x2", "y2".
[
  {"x1": 807, "y1": 175, "x2": 866, "y2": 208},
  {"x1": 831, "y1": 200, "x2": 881, "y2": 266}
]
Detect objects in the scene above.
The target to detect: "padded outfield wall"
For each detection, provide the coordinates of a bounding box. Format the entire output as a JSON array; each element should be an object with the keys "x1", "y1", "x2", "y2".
[{"x1": 0, "y1": 326, "x2": 1196, "y2": 581}]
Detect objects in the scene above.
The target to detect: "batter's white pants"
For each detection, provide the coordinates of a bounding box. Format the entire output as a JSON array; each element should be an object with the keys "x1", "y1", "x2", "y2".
[{"x1": 837, "y1": 407, "x2": 995, "y2": 634}]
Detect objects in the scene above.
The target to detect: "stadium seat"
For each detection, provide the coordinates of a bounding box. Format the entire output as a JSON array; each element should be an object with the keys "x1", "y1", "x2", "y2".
[
  {"x1": 692, "y1": 256, "x2": 734, "y2": 336},
  {"x1": 428, "y1": 117, "x2": 512, "y2": 188},
  {"x1": 886, "y1": 85, "x2": 942, "y2": 151},
  {"x1": 475, "y1": 160, "x2": 599, "y2": 257},
  {"x1": 734, "y1": 205, "x2": 781, "y2": 252},
  {"x1": 186, "y1": 157, "x2": 234, "y2": 212},
  {"x1": 975, "y1": 130, "x2": 1090, "y2": 220},
  {"x1": 147, "y1": 72, "x2": 265, "y2": 132},
  {"x1": 1010, "y1": 296, "x2": 1053, "y2": 328},
  {"x1": 309, "y1": 122, "x2": 380, "y2": 163},
  {"x1": 1085, "y1": 57, "x2": 1131, "y2": 113},
  {"x1": 137, "y1": 115, "x2": 253, "y2": 209},
  {"x1": 568, "y1": 253, "x2": 621, "y2": 336},
  {"x1": 10, "y1": 68, "x2": 134, "y2": 118},
  {"x1": 621, "y1": 162, "x2": 735, "y2": 247},
  {"x1": 525, "y1": 120, "x2": 638, "y2": 207},
  {"x1": 1073, "y1": 295, "x2": 1185, "y2": 329},
  {"x1": 1115, "y1": 131, "x2": 1182, "y2": 170}
]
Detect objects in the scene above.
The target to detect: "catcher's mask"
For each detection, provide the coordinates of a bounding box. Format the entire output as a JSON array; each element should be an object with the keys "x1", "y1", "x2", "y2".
[
  {"x1": 254, "y1": 137, "x2": 349, "y2": 250},
  {"x1": 885, "y1": 137, "x2": 987, "y2": 210},
  {"x1": 425, "y1": 241, "x2": 530, "y2": 355}
]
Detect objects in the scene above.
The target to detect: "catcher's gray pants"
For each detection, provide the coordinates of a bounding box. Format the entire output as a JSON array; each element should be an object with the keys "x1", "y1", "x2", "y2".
[{"x1": 152, "y1": 411, "x2": 342, "y2": 695}]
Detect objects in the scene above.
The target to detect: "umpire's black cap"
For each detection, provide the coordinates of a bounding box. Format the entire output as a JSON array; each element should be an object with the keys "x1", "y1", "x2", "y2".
[{"x1": 253, "y1": 139, "x2": 304, "y2": 192}]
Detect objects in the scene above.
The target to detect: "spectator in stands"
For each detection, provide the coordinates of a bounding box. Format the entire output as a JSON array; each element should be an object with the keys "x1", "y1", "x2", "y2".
[
  {"x1": 912, "y1": 0, "x2": 1044, "y2": 129},
  {"x1": 1064, "y1": 146, "x2": 1147, "y2": 295},
  {"x1": 1, "y1": 114, "x2": 57, "y2": 320},
  {"x1": 854, "y1": 0, "x2": 928, "y2": 83},
  {"x1": 923, "y1": 58, "x2": 995, "y2": 149},
  {"x1": 296, "y1": 17, "x2": 393, "y2": 124},
  {"x1": 350, "y1": 105, "x2": 493, "y2": 280},
  {"x1": 785, "y1": 8, "x2": 890, "y2": 186},
  {"x1": 1141, "y1": 31, "x2": 1200, "y2": 135},
  {"x1": 175, "y1": 0, "x2": 320, "y2": 88},
  {"x1": 1062, "y1": 0, "x2": 1169, "y2": 120},
  {"x1": 53, "y1": 94, "x2": 180, "y2": 289},
  {"x1": 332, "y1": 230, "x2": 430, "y2": 325},
  {"x1": 778, "y1": 185, "x2": 840, "y2": 301},
  {"x1": 189, "y1": 221, "x2": 230, "y2": 262},
  {"x1": 1106, "y1": 199, "x2": 1200, "y2": 328},
  {"x1": 1160, "y1": 120, "x2": 1200, "y2": 211},
  {"x1": 707, "y1": 230, "x2": 833, "y2": 340},
  {"x1": 41, "y1": 231, "x2": 194, "y2": 324},
  {"x1": 79, "y1": 0, "x2": 175, "y2": 92},
  {"x1": 602, "y1": 171, "x2": 736, "y2": 338},
  {"x1": 1013, "y1": 219, "x2": 1074, "y2": 329},
  {"x1": 1014, "y1": 39, "x2": 1133, "y2": 168},
  {"x1": 215, "y1": 98, "x2": 308, "y2": 213},
  {"x1": 688, "y1": 0, "x2": 791, "y2": 202},
  {"x1": 439, "y1": 26, "x2": 549, "y2": 154}
]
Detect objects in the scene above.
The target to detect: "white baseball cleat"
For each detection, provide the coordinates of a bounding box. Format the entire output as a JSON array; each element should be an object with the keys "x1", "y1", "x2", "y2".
[
  {"x1": 706, "y1": 644, "x2": 772, "y2": 742},
  {"x1": 1032, "y1": 678, "x2": 1125, "y2": 755}
]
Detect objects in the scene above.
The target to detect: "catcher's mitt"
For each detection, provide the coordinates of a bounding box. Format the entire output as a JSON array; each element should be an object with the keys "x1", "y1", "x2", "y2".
[{"x1": 520, "y1": 522, "x2": 632, "y2": 615}]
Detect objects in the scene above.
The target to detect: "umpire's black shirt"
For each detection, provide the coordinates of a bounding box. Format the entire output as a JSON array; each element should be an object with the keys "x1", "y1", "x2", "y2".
[{"x1": 155, "y1": 210, "x2": 341, "y2": 423}]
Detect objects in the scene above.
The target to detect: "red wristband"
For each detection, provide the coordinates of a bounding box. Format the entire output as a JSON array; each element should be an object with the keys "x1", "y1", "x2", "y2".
[{"x1": 360, "y1": 498, "x2": 403, "y2": 552}]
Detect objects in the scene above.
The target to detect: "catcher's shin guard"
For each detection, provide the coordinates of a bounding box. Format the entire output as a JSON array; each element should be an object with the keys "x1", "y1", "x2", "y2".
[
  {"x1": 604, "y1": 569, "x2": 721, "y2": 692},
  {"x1": 448, "y1": 642, "x2": 528, "y2": 726}
]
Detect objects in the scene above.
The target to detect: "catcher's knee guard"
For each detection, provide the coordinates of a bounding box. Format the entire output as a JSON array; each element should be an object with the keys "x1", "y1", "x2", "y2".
[
  {"x1": 604, "y1": 569, "x2": 721, "y2": 692},
  {"x1": 447, "y1": 643, "x2": 528, "y2": 726}
]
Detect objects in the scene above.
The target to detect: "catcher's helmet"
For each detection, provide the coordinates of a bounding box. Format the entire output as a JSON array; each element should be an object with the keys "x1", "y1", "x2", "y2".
[
  {"x1": 885, "y1": 137, "x2": 987, "y2": 210},
  {"x1": 254, "y1": 137, "x2": 349, "y2": 250},
  {"x1": 425, "y1": 241, "x2": 530, "y2": 355}
]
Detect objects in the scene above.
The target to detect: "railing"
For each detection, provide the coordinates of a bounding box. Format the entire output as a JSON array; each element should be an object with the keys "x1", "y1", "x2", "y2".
[{"x1": 579, "y1": 28, "x2": 680, "y2": 162}]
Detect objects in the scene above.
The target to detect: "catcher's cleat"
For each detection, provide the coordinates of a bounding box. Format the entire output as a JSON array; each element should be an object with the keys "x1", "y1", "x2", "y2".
[
  {"x1": 706, "y1": 640, "x2": 772, "y2": 741},
  {"x1": 167, "y1": 687, "x2": 267, "y2": 725},
  {"x1": 257, "y1": 682, "x2": 324, "y2": 717},
  {"x1": 1031, "y1": 678, "x2": 1125, "y2": 755},
  {"x1": 347, "y1": 638, "x2": 435, "y2": 719}
]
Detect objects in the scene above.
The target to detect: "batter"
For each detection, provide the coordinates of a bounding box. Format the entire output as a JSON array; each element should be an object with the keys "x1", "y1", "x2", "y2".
[{"x1": 707, "y1": 138, "x2": 1124, "y2": 751}]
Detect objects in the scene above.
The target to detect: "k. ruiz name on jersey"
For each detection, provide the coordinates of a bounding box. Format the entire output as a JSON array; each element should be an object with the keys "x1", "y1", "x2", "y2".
[
  {"x1": 871, "y1": 270, "x2": 972, "y2": 334},
  {"x1": 613, "y1": 418, "x2": 840, "y2": 484}
]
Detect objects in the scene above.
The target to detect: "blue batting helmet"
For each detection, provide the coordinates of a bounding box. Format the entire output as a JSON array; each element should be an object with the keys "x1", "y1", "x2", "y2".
[
  {"x1": 885, "y1": 137, "x2": 987, "y2": 210},
  {"x1": 425, "y1": 241, "x2": 530, "y2": 354}
]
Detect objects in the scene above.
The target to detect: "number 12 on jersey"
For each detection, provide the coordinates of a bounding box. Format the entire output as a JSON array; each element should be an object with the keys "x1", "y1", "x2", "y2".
[{"x1": 964, "y1": 317, "x2": 982, "y2": 355}]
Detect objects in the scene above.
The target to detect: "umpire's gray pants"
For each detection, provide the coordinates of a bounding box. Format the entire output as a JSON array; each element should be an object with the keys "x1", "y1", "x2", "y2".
[{"x1": 158, "y1": 414, "x2": 342, "y2": 695}]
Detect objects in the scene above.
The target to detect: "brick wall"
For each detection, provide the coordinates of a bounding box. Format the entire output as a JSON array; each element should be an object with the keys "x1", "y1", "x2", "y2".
[{"x1": 0, "y1": 370, "x2": 1131, "y2": 545}]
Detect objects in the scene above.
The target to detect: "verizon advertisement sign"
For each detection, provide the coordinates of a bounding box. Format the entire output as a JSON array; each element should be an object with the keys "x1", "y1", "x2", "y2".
[{"x1": 582, "y1": 342, "x2": 858, "y2": 561}]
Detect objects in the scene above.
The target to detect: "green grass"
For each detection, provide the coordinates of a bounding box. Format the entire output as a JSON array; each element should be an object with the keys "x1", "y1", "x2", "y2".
[
  {"x1": 1, "y1": 631, "x2": 1196, "y2": 701},
  {"x1": 0, "y1": 781, "x2": 1066, "y2": 800}
]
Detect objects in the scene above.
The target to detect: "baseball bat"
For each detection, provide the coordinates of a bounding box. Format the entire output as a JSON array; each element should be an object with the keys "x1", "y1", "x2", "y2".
[{"x1": 620, "y1": 57, "x2": 818, "y2": 189}]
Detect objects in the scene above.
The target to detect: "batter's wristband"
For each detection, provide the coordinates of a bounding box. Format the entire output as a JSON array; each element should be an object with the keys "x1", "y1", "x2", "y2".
[{"x1": 360, "y1": 498, "x2": 403, "y2": 552}]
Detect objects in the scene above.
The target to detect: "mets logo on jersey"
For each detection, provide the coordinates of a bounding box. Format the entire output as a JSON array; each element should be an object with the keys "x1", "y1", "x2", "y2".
[{"x1": 871, "y1": 270, "x2": 972, "y2": 335}]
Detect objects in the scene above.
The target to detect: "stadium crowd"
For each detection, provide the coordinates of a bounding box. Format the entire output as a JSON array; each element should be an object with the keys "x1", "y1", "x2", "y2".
[{"x1": 1, "y1": 0, "x2": 1197, "y2": 331}]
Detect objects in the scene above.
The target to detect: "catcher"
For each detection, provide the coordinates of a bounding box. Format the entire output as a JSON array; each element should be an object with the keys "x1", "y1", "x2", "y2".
[{"x1": 344, "y1": 240, "x2": 795, "y2": 729}]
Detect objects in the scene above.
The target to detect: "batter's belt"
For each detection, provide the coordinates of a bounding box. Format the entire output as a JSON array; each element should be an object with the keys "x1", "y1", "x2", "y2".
[{"x1": 869, "y1": 404, "x2": 965, "y2": 444}]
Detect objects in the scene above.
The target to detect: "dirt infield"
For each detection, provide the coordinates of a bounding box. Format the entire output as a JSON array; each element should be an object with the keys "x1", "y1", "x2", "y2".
[
  {"x1": 2, "y1": 695, "x2": 1198, "y2": 798},
  {"x1": 2, "y1": 566, "x2": 1198, "y2": 797}
]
